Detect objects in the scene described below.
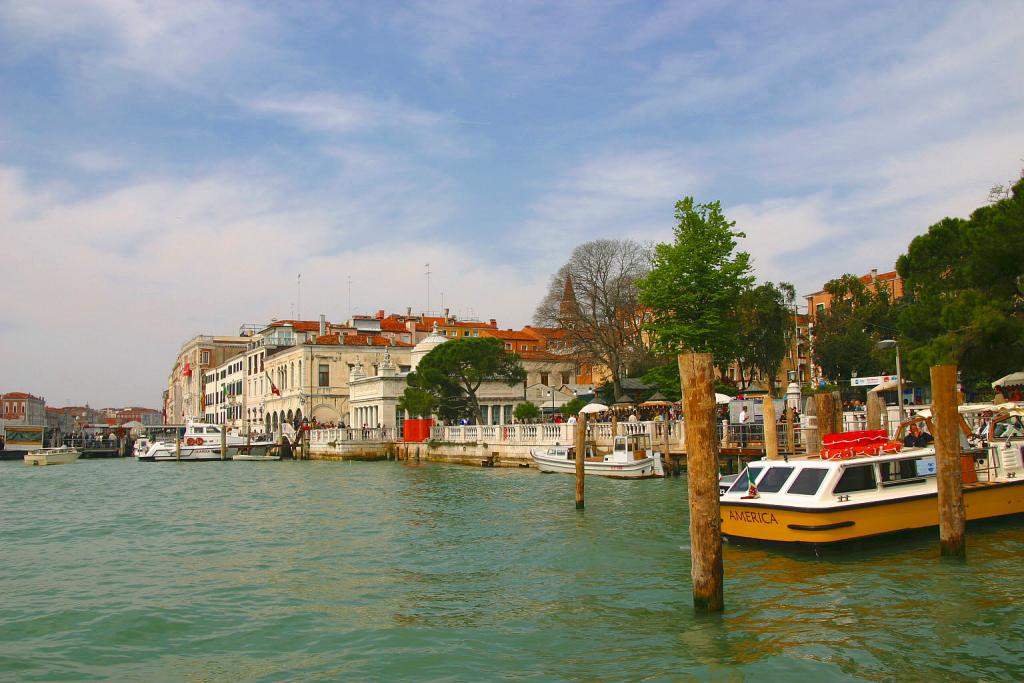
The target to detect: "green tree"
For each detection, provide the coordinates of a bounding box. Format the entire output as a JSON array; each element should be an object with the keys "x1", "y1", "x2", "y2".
[
  {"x1": 810, "y1": 274, "x2": 896, "y2": 383},
  {"x1": 639, "y1": 197, "x2": 754, "y2": 360},
  {"x1": 559, "y1": 397, "x2": 588, "y2": 417},
  {"x1": 641, "y1": 362, "x2": 682, "y2": 401},
  {"x1": 403, "y1": 337, "x2": 527, "y2": 425},
  {"x1": 513, "y1": 402, "x2": 541, "y2": 422},
  {"x1": 396, "y1": 386, "x2": 437, "y2": 418},
  {"x1": 735, "y1": 281, "x2": 796, "y2": 395},
  {"x1": 896, "y1": 174, "x2": 1024, "y2": 389}
]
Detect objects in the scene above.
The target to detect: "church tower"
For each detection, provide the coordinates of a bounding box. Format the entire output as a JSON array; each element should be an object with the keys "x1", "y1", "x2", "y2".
[{"x1": 559, "y1": 273, "x2": 579, "y2": 326}]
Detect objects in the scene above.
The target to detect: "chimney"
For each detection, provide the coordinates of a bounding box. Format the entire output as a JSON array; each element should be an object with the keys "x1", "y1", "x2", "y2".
[
  {"x1": 870, "y1": 269, "x2": 878, "y2": 281},
  {"x1": 406, "y1": 306, "x2": 412, "y2": 316},
  {"x1": 319, "y1": 314, "x2": 326, "y2": 337},
  {"x1": 376, "y1": 309, "x2": 385, "y2": 320},
  {"x1": 444, "y1": 307, "x2": 450, "y2": 319},
  {"x1": 489, "y1": 318, "x2": 496, "y2": 327}
]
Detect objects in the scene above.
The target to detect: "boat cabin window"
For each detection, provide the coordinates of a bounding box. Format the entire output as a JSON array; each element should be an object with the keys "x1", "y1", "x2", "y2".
[
  {"x1": 206, "y1": 426, "x2": 221, "y2": 434},
  {"x1": 728, "y1": 465, "x2": 762, "y2": 494},
  {"x1": 786, "y1": 468, "x2": 829, "y2": 496},
  {"x1": 880, "y1": 456, "x2": 935, "y2": 486},
  {"x1": 756, "y1": 466, "x2": 794, "y2": 493},
  {"x1": 833, "y1": 464, "x2": 877, "y2": 494},
  {"x1": 614, "y1": 436, "x2": 627, "y2": 451}
]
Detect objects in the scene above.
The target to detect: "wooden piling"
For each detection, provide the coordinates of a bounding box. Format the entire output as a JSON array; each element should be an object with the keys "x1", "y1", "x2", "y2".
[
  {"x1": 678, "y1": 352, "x2": 723, "y2": 613},
  {"x1": 574, "y1": 413, "x2": 586, "y2": 509},
  {"x1": 220, "y1": 427, "x2": 227, "y2": 460},
  {"x1": 931, "y1": 364, "x2": 966, "y2": 558},
  {"x1": 866, "y1": 392, "x2": 883, "y2": 431},
  {"x1": 763, "y1": 397, "x2": 779, "y2": 460},
  {"x1": 815, "y1": 393, "x2": 837, "y2": 441},
  {"x1": 662, "y1": 420, "x2": 673, "y2": 475}
]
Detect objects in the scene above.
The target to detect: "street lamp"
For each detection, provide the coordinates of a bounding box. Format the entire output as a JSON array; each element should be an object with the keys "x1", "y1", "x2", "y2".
[
  {"x1": 547, "y1": 389, "x2": 556, "y2": 422},
  {"x1": 877, "y1": 339, "x2": 906, "y2": 424}
]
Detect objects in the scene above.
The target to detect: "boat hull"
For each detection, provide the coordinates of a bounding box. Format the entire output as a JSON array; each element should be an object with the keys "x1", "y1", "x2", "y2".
[
  {"x1": 147, "y1": 444, "x2": 272, "y2": 461},
  {"x1": 721, "y1": 479, "x2": 1024, "y2": 545},
  {"x1": 531, "y1": 453, "x2": 662, "y2": 479},
  {"x1": 24, "y1": 449, "x2": 80, "y2": 466}
]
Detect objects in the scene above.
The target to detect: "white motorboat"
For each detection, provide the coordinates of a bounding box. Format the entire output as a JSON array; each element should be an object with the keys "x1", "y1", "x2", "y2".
[
  {"x1": 232, "y1": 453, "x2": 281, "y2": 462},
  {"x1": 140, "y1": 423, "x2": 273, "y2": 462},
  {"x1": 531, "y1": 433, "x2": 665, "y2": 478},
  {"x1": 24, "y1": 446, "x2": 81, "y2": 466}
]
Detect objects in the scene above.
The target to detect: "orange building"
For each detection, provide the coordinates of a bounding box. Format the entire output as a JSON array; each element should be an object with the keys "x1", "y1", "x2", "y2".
[{"x1": 805, "y1": 268, "x2": 904, "y2": 323}]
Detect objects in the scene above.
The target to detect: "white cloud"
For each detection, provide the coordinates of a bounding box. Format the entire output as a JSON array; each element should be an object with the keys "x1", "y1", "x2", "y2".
[
  {"x1": 0, "y1": 0, "x2": 277, "y2": 86},
  {"x1": 519, "y1": 150, "x2": 699, "y2": 249}
]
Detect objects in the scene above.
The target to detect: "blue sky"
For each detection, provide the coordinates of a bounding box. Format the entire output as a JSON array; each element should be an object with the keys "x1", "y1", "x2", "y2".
[{"x1": 2, "y1": 0, "x2": 1023, "y2": 407}]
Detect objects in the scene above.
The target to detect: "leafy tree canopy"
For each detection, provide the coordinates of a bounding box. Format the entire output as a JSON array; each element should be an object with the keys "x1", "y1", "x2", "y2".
[
  {"x1": 735, "y1": 281, "x2": 796, "y2": 395},
  {"x1": 534, "y1": 239, "x2": 654, "y2": 396},
  {"x1": 513, "y1": 402, "x2": 541, "y2": 421},
  {"x1": 560, "y1": 397, "x2": 588, "y2": 416},
  {"x1": 810, "y1": 273, "x2": 897, "y2": 383},
  {"x1": 896, "y1": 175, "x2": 1024, "y2": 387},
  {"x1": 639, "y1": 197, "x2": 754, "y2": 362},
  {"x1": 403, "y1": 337, "x2": 527, "y2": 425}
]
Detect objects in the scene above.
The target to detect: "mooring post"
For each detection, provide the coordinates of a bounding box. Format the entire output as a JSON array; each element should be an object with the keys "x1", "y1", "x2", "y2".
[
  {"x1": 175, "y1": 435, "x2": 181, "y2": 462},
  {"x1": 679, "y1": 352, "x2": 723, "y2": 613},
  {"x1": 932, "y1": 364, "x2": 966, "y2": 558},
  {"x1": 815, "y1": 393, "x2": 836, "y2": 442},
  {"x1": 662, "y1": 418, "x2": 673, "y2": 475},
  {"x1": 302, "y1": 428, "x2": 309, "y2": 460},
  {"x1": 763, "y1": 397, "x2": 779, "y2": 460},
  {"x1": 574, "y1": 413, "x2": 586, "y2": 510},
  {"x1": 867, "y1": 392, "x2": 883, "y2": 431},
  {"x1": 220, "y1": 427, "x2": 227, "y2": 461}
]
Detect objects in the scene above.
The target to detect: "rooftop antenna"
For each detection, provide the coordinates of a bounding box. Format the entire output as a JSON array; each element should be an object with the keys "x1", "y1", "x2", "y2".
[
  {"x1": 440, "y1": 291, "x2": 445, "y2": 314},
  {"x1": 425, "y1": 262, "x2": 431, "y2": 315},
  {"x1": 347, "y1": 275, "x2": 352, "y2": 320},
  {"x1": 297, "y1": 273, "x2": 302, "y2": 320}
]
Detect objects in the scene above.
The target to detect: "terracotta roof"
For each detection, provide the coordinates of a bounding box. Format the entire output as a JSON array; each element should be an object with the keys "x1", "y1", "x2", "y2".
[
  {"x1": 312, "y1": 333, "x2": 411, "y2": 347},
  {"x1": 1, "y1": 391, "x2": 40, "y2": 400},
  {"x1": 380, "y1": 318, "x2": 409, "y2": 332},
  {"x1": 269, "y1": 319, "x2": 328, "y2": 333},
  {"x1": 482, "y1": 329, "x2": 538, "y2": 342},
  {"x1": 444, "y1": 320, "x2": 497, "y2": 328},
  {"x1": 523, "y1": 326, "x2": 567, "y2": 340}
]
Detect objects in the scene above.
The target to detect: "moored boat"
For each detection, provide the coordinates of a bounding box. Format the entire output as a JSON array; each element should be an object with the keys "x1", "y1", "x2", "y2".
[
  {"x1": 531, "y1": 433, "x2": 665, "y2": 478},
  {"x1": 720, "y1": 405, "x2": 1024, "y2": 545},
  {"x1": 140, "y1": 423, "x2": 273, "y2": 462},
  {"x1": 24, "y1": 446, "x2": 81, "y2": 466}
]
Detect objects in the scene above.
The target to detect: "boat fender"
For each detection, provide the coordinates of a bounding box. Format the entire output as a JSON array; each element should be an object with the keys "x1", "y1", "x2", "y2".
[
  {"x1": 196, "y1": 437, "x2": 204, "y2": 446},
  {"x1": 186, "y1": 437, "x2": 195, "y2": 446}
]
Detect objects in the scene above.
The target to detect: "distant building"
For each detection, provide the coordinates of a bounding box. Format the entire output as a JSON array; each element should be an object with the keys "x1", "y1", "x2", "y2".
[
  {"x1": 165, "y1": 334, "x2": 250, "y2": 423},
  {"x1": 1, "y1": 391, "x2": 45, "y2": 425}
]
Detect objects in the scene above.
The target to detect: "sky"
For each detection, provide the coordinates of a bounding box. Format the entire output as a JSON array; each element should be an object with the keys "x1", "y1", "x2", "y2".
[{"x1": 2, "y1": 0, "x2": 1023, "y2": 409}]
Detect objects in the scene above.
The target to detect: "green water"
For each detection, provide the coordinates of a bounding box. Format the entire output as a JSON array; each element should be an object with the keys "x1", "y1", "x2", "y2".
[{"x1": 1, "y1": 460, "x2": 1022, "y2": 682}]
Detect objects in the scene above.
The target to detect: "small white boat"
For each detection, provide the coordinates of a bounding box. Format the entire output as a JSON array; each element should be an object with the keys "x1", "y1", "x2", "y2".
[
  {"x1": 25, "y1": 446, "x2": 81, "y2": 466},
  {"x1": 531, "y1": 433, "x2": 665, "y2": 478},
  {"x1": 232, "y1": 453, "x2": 281, "y2": 462}
]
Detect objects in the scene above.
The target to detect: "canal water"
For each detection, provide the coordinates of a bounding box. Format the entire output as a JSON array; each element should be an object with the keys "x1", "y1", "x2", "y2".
[{"x1": 2, "y1": 459, "x2": 1022, "y2": 681}]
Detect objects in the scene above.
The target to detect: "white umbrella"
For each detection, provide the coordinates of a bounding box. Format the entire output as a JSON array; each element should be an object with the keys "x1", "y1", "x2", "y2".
[
  {"x1": 579, "y1": 402, "x2": 609, "y2": 414},
  {"x1": 715, "y1": 393, "x2": 733, "y2": 405},
  {"x1": 992, "y1": 371, "x2": 1024, "y2": 388}
]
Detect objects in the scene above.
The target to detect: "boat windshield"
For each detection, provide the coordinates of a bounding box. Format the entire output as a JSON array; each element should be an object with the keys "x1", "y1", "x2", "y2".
[
  {"x1": 728, "y1": 465, "x2": 762, "y2": 493},
  {"x1": 880, "y1": 456, "x2": 935, "y2": 486},
  {"x1": 756, "y1": 466, "x2": 795, "y2": 493},
  {"x1": 786, "y1": 468, "x2": 829, "y2": 496}
]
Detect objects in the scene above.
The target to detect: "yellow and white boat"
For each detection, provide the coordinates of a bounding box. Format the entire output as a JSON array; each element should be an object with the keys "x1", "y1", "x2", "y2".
[{"x1": 720, "y1": 405, "x2": 1024, "y2": 545}]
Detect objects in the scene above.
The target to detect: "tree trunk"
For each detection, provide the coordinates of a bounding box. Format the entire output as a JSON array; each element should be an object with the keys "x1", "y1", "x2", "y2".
[{"x1": 678, "y1": 352, "x2": 723, "y2": 613}]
